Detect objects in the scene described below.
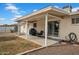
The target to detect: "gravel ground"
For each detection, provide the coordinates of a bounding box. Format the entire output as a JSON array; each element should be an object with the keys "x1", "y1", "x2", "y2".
[{"x1": 25, "y1": 44, "x2": 79, "y2": 55}]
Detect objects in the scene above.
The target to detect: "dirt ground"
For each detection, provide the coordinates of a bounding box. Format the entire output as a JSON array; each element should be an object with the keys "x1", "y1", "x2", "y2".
[
  {"x1": 0, "y1": 32, "x2": 16, "y2": 37},
  {"x1": 1, "y1": 32, "x2": 79, "y2": 55},
  {"x1": 25, "y1": 44, "x2": 79, "y2": 55},
  {"x1": 0, "y1": 33, "x2": 40, "y2": 55}
]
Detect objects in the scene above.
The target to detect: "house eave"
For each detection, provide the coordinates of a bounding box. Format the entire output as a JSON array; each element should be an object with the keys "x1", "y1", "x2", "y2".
[{"x1": 16, "y1": 6, "x2": 69, "y2": 22}]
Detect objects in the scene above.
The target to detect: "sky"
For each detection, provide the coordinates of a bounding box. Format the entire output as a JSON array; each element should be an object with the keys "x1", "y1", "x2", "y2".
[{"x1": 0, "y1": 3, "x2": 79, "y2": 24}]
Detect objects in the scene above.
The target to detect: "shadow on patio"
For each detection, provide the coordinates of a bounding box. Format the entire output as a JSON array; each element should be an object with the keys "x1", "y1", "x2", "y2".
[{"x1": 19, "y1": 35, "x2": 59, "y2": 46}]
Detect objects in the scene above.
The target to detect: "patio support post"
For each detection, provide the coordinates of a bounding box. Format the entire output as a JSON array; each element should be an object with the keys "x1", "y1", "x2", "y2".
[
  {"x1": 25, "y1": 21, "x2": 28, "y2": 38},
  {"x1": 44, "y1": 13, "x2": 48, "y2": 47},
  {"x1": 17, "y1": 23, "x2": 20, "y2": 35}
]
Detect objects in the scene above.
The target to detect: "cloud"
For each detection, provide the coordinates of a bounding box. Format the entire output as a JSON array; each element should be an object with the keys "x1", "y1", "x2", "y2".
[
  {"x1": 72, "y1": 7, "x2": 79, "y2": 12},
  {"x1": 0, "y1": 18, "x2": 5, "y2": 20},
  {"x1": 14, "y1": 15, "x2": 22, "y2": 18},
  {"x1": 5, "y1": 4, "x2": 19, "y2": 11},
  {"x1": 10, "y1": 17, "x2": 17, "y2": 21},
  {"x1": 33, "y1": 9, "x2": 37, "y2": 12},
  {"x1": 5, "y1": 3, "x2": 20, "y2": 15},
  {"x1": 5, "y1": 3, "x2": 26, "y2": 15},
  {"x1": 10, "y1": 15, "x2": 22, "y2": 21},
  {"x1": 54, "y1": 5, "x2": 60, "y2": 8},
  {"x1": 5, "y1": 3, "x2": 25, "y2": 21},
  {"x1": 20, "y1": 10, "x2": 26, "y2": 13}
]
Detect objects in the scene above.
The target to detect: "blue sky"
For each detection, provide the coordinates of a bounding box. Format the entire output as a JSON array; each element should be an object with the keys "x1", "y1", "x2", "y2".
[{"x1": 0, "y1": 3, "x2": 79, "y2": 24}]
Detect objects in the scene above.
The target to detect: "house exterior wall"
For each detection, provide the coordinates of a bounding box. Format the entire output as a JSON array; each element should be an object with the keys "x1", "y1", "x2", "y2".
[
  {"x1": 48, "y1": 16, "x2": 79, "y2": 41},
  {"x1": 20, "y1": 22, "x2": 28, "y2": 35},
  {"x1": 28, "y1": 20, "x2": 45, "y2": 35},
  {"x1": 19, "y1": 15, "x2": 79, "y2": 41},
  {"x1": 36, "y1": 19, "x2": 45, "y2": 33},
  {"x1": 20, "y1": 24, "x2": 25, "y2": 34},
  {"x1": 59, "y1": 16, "x2": 71, "y2": 39},
  {"x1": 27, "y1": 22, "x2": 34, "y2": 35},
  {"x1": 59, "y1": 16, "x2": 79, "y2": 41},
  {"x1": 19, "y1": 19, "x2": 45, "y2": 35}
]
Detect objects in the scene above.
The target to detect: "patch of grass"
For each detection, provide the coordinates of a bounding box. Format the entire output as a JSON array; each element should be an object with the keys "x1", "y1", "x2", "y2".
[
  {"x1": 20, "y1": 42, "x2": 31, "y2": 48},
  {"x1": 0, "y1": 36, "x2": 40, "y2": 55},
  {"x1": 0, "y1": 36, "x2": 17, "y2": 42}
]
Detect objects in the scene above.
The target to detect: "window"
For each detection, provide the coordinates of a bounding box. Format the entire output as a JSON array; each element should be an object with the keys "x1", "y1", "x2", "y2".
[
  {"x1": 76, "y1": 18, "x2": 79, "y2": 23},
  {"x1": 72, "y1": 18, "x2": 76, "y2": 24},
  {"x1": 72, "y1": 18, "x2": 79, "y2": 24},
  {"x1": 33, "y1": 23, "x2": 37, "y2": 27}
]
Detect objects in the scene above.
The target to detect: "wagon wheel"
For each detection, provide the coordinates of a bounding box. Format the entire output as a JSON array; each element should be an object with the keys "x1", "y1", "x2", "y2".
[{"x1": 68, "y1": 32, "x2": 77, "y2": 43}]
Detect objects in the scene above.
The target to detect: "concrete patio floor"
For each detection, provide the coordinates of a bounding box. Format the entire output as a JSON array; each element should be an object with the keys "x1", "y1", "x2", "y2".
[{"x1": 19, "y1": 35, "x2": 58, "y2": 46}]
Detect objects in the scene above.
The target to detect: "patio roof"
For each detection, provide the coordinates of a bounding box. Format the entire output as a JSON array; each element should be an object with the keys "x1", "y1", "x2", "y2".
[{"x1": 16, "y1": 6, "x2": 70, "y2": 22}]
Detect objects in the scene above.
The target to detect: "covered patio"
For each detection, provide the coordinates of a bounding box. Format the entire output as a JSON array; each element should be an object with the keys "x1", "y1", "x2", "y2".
[
  {"x1": 17, "y1": 6, "x2": 68, "y2": 47},
  {"x1": 19, "y1": 35, "x2": 58, "y2": 46}
]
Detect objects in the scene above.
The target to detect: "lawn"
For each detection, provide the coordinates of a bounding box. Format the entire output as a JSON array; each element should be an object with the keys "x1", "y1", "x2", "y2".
[{"x1": 0, "y1": 36, "x2": 40, "y2": 55}]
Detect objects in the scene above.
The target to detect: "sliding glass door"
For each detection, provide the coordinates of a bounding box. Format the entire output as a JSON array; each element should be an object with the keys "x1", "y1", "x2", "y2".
[{"x1": 48, "y1": 21, "x2": 59, "y2": 37}]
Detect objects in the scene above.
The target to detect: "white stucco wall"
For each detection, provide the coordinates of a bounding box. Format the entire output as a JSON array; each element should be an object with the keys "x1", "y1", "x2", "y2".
[
  {"x1": 20, "y1": 24, "x2": 25, "y2": 34},
  {"x1": 59, "y1": 15, "x2": 79, "y2": 41},
  {"x1": 36, "y1": 19, "x2": 45, "y2": 33},
  {"x1": 19, "y1": 15, "x2": 79, "y2": 41}
]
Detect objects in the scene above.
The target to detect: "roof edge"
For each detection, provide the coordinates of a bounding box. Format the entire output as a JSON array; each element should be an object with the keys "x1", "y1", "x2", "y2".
[{"x1": 16, "y1": 6, "x2": 69, "y2": 22}]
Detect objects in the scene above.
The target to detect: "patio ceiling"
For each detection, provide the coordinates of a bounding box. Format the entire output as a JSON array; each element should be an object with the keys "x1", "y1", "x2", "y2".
[
  {"x1": 19, "y1": 12, "x2": 67, "y2": 23},
  {"x1": 16, "y1": 6, "x2": 69, "y2": 22},
  {"x1": 22, "y1": 14, "x2": 62, "y2": 23}
]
